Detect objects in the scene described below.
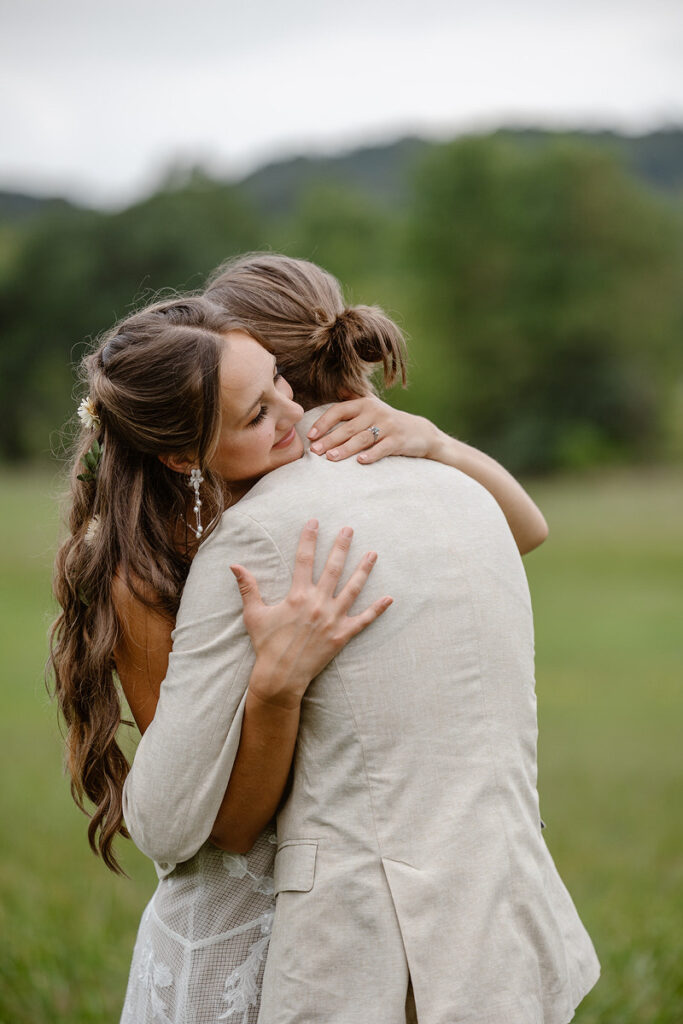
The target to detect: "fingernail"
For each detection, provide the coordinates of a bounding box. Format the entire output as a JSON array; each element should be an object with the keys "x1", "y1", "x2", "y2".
[
  {"x1": 328, "y1": 449, "x2": 339, "y2": 460},
  {"x1": 383, "y1": 596, "x2": 393, "y2": 608},
  {"x1": 367, "y1": 551, "x2": 377, "y2": 564},
  {"x1": 307, "y1": 518, "x2": 319, "y2": 530},
  {"x1": 230, "y1": 565, "x2": 241, "y2": 579},
  {"x1": 341, "y1": 526, "x2": 353, "y2": 538},
  {"x1": 310, "y1": 442, "x2": 323, "y2": 454},
  {"x1": 307, "y1": 427, "x2": 318, "y2": 439},
  {"x1": 358, "y1": 454, "x2": 367, "y2": 463}
]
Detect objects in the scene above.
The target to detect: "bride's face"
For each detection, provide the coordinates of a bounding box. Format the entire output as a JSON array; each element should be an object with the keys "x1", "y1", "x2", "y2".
[{"x1": 209, "y1": 330, "x2": 305, "y2": 486}]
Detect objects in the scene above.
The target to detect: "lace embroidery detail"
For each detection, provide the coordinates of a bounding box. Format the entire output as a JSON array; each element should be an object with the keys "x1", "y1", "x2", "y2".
[
  {"x1": 134, "y1": 913, "x2": 174, "y2": 1024},
  {"x1": 218, "y1": 911, "x2": 274, "y2": 1022},
  {"x1": 122, "y1": 837, "x2": 277, "y2": 1022},
  {"x1": 222, "y1": 851, "x2": 274, "y2": 896},
  {"x1": 222, "y1": 852, "x2": 249, "y2": 879}
]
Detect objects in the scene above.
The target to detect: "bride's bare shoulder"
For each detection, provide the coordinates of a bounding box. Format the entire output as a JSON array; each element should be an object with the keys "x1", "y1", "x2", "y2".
[{"x1": 112, "y1": 570, "x2": 175, "y2": 734}]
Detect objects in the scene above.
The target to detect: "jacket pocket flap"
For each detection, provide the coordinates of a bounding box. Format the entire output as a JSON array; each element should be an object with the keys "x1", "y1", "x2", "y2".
[{"x1": 274, "y1": 840, "x2": 318, "y2": 895}]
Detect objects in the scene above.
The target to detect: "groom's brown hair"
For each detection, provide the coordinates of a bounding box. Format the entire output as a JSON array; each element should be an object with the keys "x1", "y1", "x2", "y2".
[{"x1": 205, "y1": 253, "x2": 407, "y2": 410}]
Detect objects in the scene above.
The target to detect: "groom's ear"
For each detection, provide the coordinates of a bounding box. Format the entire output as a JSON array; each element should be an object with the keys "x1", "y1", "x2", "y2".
[{"x1": 158, "y1": 453, "x2": 193, "y2": 475}]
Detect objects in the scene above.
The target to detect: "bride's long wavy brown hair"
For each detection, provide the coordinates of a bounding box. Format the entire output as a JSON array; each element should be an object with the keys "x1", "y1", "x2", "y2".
[{"x1": 49, "y1": 295, "x2": 230, "y2": 873}]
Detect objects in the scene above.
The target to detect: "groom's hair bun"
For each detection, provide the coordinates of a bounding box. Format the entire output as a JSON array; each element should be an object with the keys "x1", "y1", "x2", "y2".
[
  {"x1": 205, "y1": 253, "x2": 407, "y2": 408},
  {"x1": 310, "y1": 304, "x2": 407, "y2": 402}
]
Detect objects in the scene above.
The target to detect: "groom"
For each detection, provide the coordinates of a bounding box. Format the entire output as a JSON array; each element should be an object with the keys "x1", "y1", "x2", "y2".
[{"x1": 123, "y1": 344, "x2": 599, "y2": 1021}]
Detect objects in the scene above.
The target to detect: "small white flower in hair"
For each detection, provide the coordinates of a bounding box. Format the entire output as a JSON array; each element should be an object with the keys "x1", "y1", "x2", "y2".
[
  {"x1": 84, "y1": 515, "x2": 101, "y2": 544},
  {"x1": 77, "y1": 396, "x2": 100, "y2": 431}
]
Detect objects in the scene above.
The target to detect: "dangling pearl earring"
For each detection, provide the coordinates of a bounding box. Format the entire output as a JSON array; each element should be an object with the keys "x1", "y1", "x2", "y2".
[{"x1": 188, "y1": 467, "x2": 204, "y2": 537}]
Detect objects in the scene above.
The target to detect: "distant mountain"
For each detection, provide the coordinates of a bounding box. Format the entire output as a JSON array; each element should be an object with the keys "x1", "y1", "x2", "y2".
[
  {"x1": 1, "y1": 128, "x2": 681, "y2": 226},
  {"x1": 237, "y1": 128, "x2": 683, "y2": 218},
  {"x1": 494, "y1": 127, "x2": 683, "y2": 192},
  {"x1": 237, "y1": 136, "x2": 430, "y2": 216},
  {"x1": 0, "y1": 190, "x2": 81, "y2": 223}
]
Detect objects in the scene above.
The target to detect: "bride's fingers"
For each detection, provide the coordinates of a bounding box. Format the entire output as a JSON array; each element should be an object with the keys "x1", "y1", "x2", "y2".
[
  {"x1": 317, "y1": 526, "x2": 354, "y2": 596},
  {"x1": 229, "y1": 565, "x2": 264, "y2": 616},
  {"x1": 291, "y1": 518, "x2": 319, "y2": 590},
  {"x1": 345, "y1": 595, "x2": 394, "y2": 639},
  {"x1": 307, "y1": 400, "x2": 365, "y2": 442},
  {"x1": 357, "y1": 437, "x2": 395, "y2": 465},
  {"x1": 323, "y1": 427, "x2": 383, "y2": 462},
  {"x1": 309, "y1": 418, "x2": 366, "y2": 456},
  {"x1": 335, "y1": 550, "x2": 379, "y2": 614}
]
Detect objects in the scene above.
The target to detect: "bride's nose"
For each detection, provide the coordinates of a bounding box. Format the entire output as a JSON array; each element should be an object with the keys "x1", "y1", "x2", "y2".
[{"x1": 277, "y1": 391, "x2": 304, "y2": 425}]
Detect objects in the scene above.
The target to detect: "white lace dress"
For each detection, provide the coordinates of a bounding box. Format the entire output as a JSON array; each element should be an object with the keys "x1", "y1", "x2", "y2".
[{"x1": 120, "y1": 827, "x2": 277, "y2": 1024}]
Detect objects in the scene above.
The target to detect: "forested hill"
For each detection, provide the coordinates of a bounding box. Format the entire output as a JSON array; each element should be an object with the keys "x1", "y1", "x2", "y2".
[
  {"x1": 1, "y1": 128, "x2": 682, "y2": 224},
  {"x1": 0, "y1": 191, "x2": 82, "y2": 223},
  {"x1": 238, "y1": 136, "x2": 429, "y2": 215},
  {"x1": 239, "y1": 128, "x2": 683, "y2": 217},
  {"x1": 497, "y1": 128, "x2": 683, "y2": 192}
]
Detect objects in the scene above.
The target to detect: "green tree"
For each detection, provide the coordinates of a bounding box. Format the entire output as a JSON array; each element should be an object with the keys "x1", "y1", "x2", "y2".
[
  {"x1": 0, "y1": 174, "x2": 263, "y2": 459},
  {"x1": 276, "y1": 182, "x2": 401, "y2": 296},
  {"x1": 408, "y1": 137, "x2": 682, "y2": 472}
]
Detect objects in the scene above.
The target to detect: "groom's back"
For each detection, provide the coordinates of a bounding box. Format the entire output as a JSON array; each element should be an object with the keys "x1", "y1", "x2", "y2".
[
  {"x1": 230, "y1": 447, "x2": 537, "y2": 861},
  {"x1": 231, "y1": 446, "x2": 599, "y2": 1024}
]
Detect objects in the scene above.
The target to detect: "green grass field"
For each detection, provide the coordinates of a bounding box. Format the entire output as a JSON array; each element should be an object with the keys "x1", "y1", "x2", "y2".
[{"x1": 0, "y1": 467, "x2": 681, "y2": 1023}]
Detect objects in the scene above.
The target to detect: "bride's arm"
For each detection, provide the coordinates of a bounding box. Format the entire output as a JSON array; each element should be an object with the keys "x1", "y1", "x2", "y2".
[
  {"x1": 307, "y1": 397, "x2": 548, "y2": 555},
  {"x1": 113, "y1": 577, "x2": 300, "y2": 853},
  {"x1": 210, "y1": 689, "x2": 301, "y2": 852}
]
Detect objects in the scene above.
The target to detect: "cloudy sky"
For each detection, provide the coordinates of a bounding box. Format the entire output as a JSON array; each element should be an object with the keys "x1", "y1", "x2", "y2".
[{"x1": 1, "y1": 0, "x2": 681, "y2": 207}]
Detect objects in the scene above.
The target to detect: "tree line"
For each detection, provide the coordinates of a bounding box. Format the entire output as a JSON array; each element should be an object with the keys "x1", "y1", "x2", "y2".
[{"x1": 0, "y1": 131, "x2": 681, "y2": 472}]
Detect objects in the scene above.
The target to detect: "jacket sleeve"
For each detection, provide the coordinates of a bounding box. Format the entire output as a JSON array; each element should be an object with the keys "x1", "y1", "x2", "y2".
[{"x1": 122, "y1": 510, "x2": 291, "y2": 872}]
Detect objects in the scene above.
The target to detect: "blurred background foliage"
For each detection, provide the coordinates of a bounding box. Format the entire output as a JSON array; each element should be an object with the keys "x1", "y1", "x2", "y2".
[{"x1": 1, "y1": 127, "x2": 681, "y2": 472}]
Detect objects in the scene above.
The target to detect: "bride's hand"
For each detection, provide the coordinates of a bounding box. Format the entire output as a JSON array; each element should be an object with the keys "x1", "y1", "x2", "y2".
[
  {"x1": 230, "y1": 519, "x2": 392, "y2": 708},
  {"x1": 307, "y1": 396, "x2": 439, "y2": 464}
]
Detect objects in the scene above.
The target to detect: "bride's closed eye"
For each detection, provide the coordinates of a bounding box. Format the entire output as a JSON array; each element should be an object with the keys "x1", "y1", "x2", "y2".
[
  {"x1": 248, "y1": 407, "x2": 267, "y2": 428},
  {"x1": 247, "y1": 367, "x2": 283, "y2": 428}
]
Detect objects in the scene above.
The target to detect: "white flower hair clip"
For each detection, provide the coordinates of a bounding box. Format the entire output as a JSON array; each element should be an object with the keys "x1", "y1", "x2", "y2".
[
  {"x1": 77, "y1": 395, "x2": 101, "y2": 431},
  {"x1": 84, "y1": 514, "x2": 101, "y2": 545}
]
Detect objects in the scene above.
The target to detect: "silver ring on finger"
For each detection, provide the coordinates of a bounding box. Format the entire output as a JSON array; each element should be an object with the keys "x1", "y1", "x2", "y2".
[{"x1": 368, "y1": 425, "x2": 380, "y2": 445}]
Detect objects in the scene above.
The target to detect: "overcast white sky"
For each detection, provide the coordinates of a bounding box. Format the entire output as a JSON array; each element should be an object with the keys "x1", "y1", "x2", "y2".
[{"x1": 1, "y1": 0, "x2": 681, "y2": 207}]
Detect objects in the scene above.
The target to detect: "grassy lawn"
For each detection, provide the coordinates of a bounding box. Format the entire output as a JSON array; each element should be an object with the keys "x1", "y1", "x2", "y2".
[{"x1": 0, "y1": 466, "x2": 681, "y2": 1022}]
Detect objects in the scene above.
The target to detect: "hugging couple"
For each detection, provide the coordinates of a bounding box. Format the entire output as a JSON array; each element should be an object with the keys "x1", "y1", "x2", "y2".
[{"x1": 50, "y1": 253, "x2": 599, "y2": 1023}]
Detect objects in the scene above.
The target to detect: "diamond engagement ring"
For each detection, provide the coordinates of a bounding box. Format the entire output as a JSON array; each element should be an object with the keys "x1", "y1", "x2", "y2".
[{"x1": 368, "y1": 425, "x2": 380, "y2": 444}]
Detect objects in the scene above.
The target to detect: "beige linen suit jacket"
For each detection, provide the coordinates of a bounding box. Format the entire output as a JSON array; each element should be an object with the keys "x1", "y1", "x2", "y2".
[{"x1": 123, "y1": 408, "x2": 599, "y2": 1024}]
